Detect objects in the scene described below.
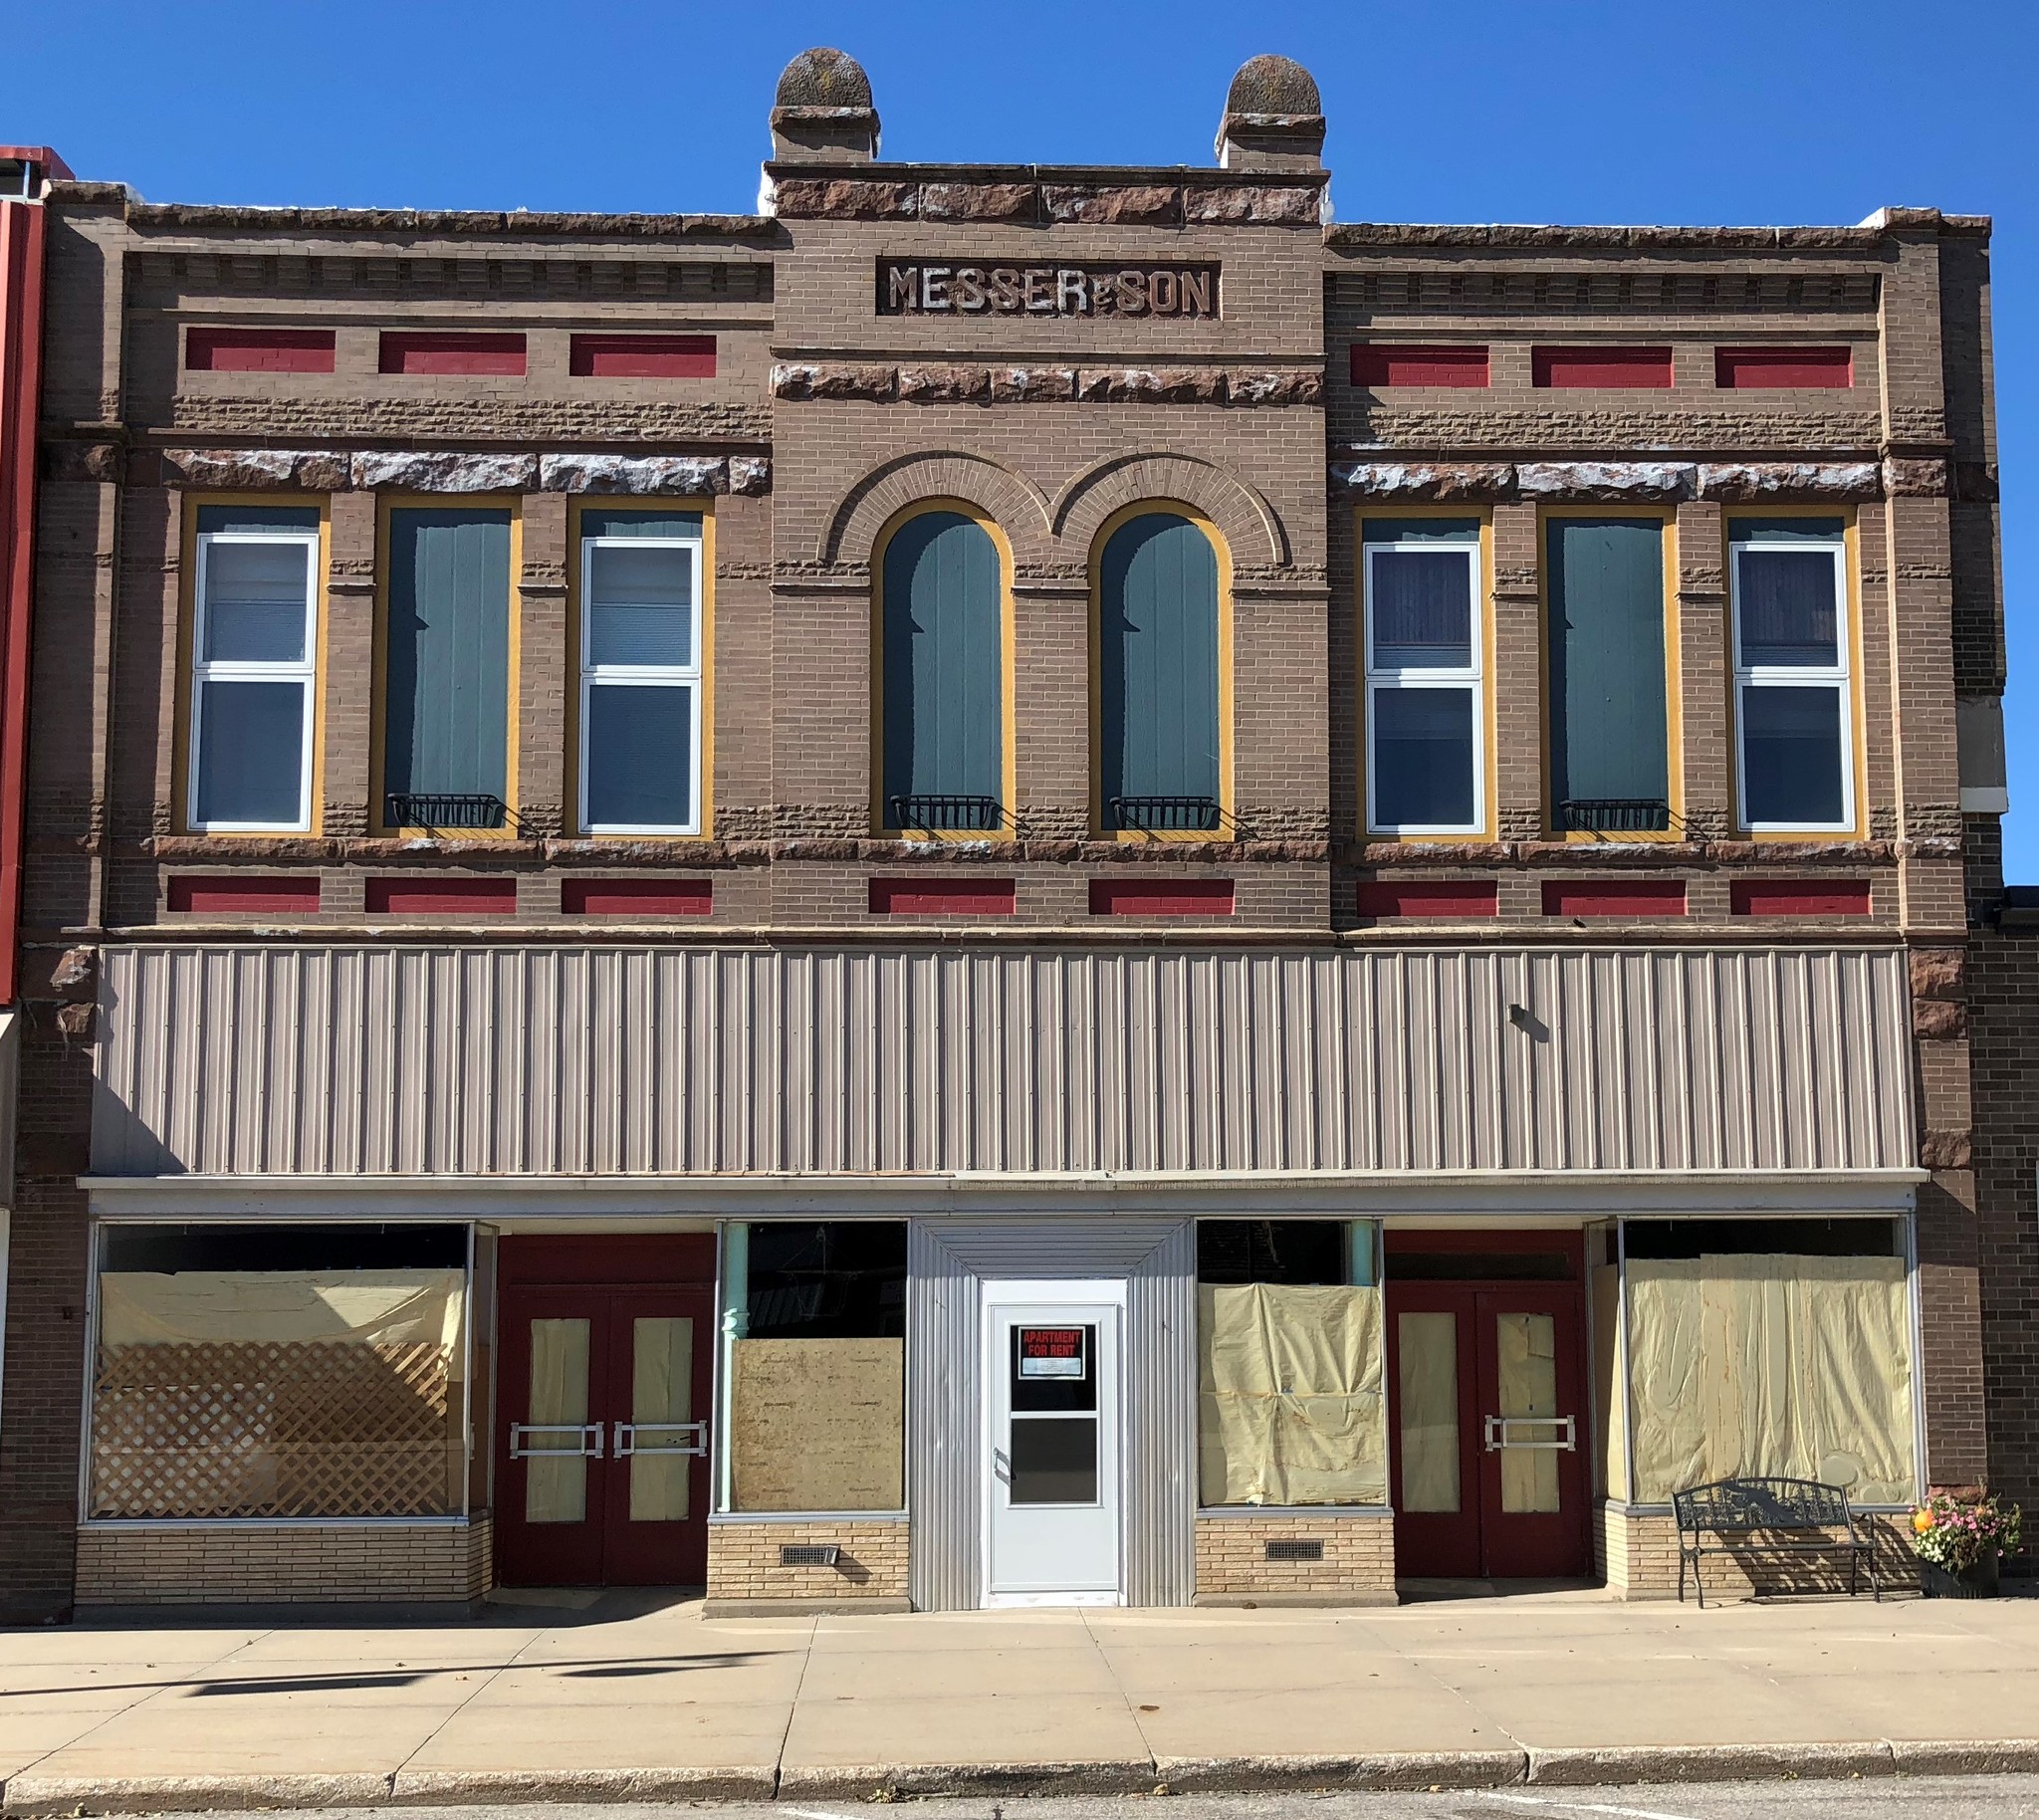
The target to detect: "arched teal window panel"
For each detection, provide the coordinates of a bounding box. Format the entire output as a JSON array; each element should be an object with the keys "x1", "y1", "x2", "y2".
[
  {"x1": 1099, "y1": 513, "x2": 1221, "y2": 823},
  {"x1": 880, "y1": 511, "x2": 1004, "y2": 827}
]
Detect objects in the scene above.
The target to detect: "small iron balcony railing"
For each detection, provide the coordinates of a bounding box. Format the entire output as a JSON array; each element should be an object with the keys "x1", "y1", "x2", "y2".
[
  {"x1": 385, "y1": 793, "x2": 517, "y2": 832},
  {"x1": 1109, "y1": 794, "x2": 1225, "y2": 833},
  {"x1": 1559, "y1": 797, "x2": 1672, "y2": 834},
  {"x1": 887, "y1": 794, "x2": 1004, "y2": 833}
]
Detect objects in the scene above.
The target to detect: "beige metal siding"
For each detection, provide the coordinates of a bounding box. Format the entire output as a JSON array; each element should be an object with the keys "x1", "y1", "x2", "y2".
[{"x1": 93, "y1": 943, "x2": 1915, "y2": 1178}]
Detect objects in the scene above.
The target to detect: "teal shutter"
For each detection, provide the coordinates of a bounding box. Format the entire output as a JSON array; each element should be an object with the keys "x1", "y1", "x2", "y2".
[
  {"x1": 1547, "y1": 519, "x2": 1668, "y2": 815},
  {"x1": 385, "y1": 509, "x2": 512, "y2": 801},
  {"x1": 881, "y1": 512, "x2": 1003, "y2": 814},
  {"x1": 1100, "y1": 514, "x2": 1220, "y2": 807}
]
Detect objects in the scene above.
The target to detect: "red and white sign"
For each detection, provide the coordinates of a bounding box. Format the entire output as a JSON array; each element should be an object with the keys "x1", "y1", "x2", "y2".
[{"x1": 1019, "y1": 1326, "x2": 1087, "y2": 1379}]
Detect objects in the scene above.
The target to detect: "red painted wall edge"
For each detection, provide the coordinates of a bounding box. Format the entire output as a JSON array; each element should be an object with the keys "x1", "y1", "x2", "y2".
[{"x1": 0, "y1": 199, "x2": 49, "y2": 1007}]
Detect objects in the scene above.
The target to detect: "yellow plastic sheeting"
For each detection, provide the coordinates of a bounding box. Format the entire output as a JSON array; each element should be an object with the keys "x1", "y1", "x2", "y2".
[
  {"x1": 100, "y1": 1270, "x2": 465, "y2": 1366},
  {"x1": 1627, "y1": 1254, "x2": 1916, "y2": 1504},
  {"x1": 1396, "y1": 1310, "x2": 1461, "y2": 1513},
  {"x1": 1199, "y1": 1283, "x2": 1387, "y2": 1507},
  {"x1": 1496, "y1": 1311, "x2": 1560, "y2": 1513},
  {"x1": 525, "y1": 1316, "x2": 590, "y2": 1524},
  {"x1": 629, "y1": 1315, "x2": 693, "y2": 1522}
]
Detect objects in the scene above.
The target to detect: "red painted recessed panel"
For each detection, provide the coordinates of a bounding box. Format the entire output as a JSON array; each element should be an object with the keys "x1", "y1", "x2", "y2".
[
  {"x1": 186, "y1": 328, "x2": 337, "y2": 373},
  {"x1": 569, "y1": 334, "x2": 717, "y2": 378},
  {"x1": 378, "y1": 332, "x2": 527, "y2": 376},
  {"x1": 1714, "y1": 346, "x2": 1853, "y2": 389},
  {"x1": 1089, "y1": 878, "x2": 1236, "y2": 916},
  {"x1": 1730, "y1": 878, "x2": 1872, "y2": 917},
  {"x1": 868, "y1": 876, "x2": 1017, "y2": 915},
  {"x1": 366, "y1": 875, "x2": 518, "y2": 915},
  {"x1": 1356, "y1": 880, "x2": 1498, "y2": 919},
  {"x1": 1351, "y1": 343, "x2": 1489, "y2": 388},
  {"x1": 1542, "y1": 878, "x2": 1687, "y2": 917},
  {"x1": 562, "y1": 876, "x2": 713, "y2": 917},
  {"x1": 1532, "y1": 345, "x2": 1675, "y2": 389},
  {"x1": 167, "y1": 874, "x2": 321, "y2": 915}
]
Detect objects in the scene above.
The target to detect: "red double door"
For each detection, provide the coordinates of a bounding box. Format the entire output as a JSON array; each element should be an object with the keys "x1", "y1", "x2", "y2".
[
  {"x1": 494, "y1": 1239, "x2": 715, "y2": 1588},
  {"x1": 1387, "y1": 1273, "x2": 1592, "y2": 1580}
]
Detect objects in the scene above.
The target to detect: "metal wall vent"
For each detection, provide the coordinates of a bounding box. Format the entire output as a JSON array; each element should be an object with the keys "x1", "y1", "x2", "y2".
[
  {"x1": 781, "y1": 1543, "x2": 841, "y2": 1567},
  {"x1": 1264, "y1": 1537, "x2": 1325, "y2": 1562}
]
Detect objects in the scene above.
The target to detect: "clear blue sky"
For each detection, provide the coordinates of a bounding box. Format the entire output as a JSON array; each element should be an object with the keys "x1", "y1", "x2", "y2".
[{"x1": 9, "y1": 0, "x2": 2033, "y2": 874}]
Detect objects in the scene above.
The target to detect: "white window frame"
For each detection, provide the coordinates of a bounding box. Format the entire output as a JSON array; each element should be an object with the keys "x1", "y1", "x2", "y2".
[
  {"x1": 186, "y1": 527, "x2": 321, "y2": 833},
  {"x1": 1362, "y1": 533, "x2": 1485, "y2": 836},
  {"x1": 1729, "y1": 531, "x2": 1854, "y2": 834},
  {"x1": 577, "y1": 532, "x2": 704, "y2": 836}
]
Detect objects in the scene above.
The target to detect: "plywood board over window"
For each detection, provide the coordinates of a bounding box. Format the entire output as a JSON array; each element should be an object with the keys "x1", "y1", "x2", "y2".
[{"x1": 730, "y1": 1337, "x2": 905, "y2": 1512}]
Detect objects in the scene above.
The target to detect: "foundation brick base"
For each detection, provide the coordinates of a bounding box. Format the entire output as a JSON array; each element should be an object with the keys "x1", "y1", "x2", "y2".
[
  {"x1": 704, "y1": 1517, "x2": 909, "y2": 1612},
  {"x1": 1194, "y1": 1510, "x2": 1397, "y2": 1605},
  {"x1": 1598, "y1": 1502, "x2": 1914, "y2": 1600},
  {"x1": 74, "y1": 1515, "x2": 492, "y2": 1605}
]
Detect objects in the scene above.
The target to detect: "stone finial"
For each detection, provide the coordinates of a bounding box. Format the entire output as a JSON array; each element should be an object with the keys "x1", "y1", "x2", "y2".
[
  {"x1": 771, "y1": 47, "x2": 880, "y2": 162},
  {"x1": 1216, "y1": 54, "x2": 1325, "y2": 169}
]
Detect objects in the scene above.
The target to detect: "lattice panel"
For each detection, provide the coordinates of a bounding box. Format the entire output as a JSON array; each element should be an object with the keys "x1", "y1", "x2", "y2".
[{"x1": 92, "y1": 1341, "x2": 456, "y2": 1518}]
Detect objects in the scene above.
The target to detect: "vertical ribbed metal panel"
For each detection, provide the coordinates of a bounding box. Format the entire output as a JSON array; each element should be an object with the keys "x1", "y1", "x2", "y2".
[
  {"x1": 93, "y1": 943, "x2": 1916, "y2": 1179},
  {"x1": 905, "y1": 1219, "x2": 1194, "y2": 1611}
]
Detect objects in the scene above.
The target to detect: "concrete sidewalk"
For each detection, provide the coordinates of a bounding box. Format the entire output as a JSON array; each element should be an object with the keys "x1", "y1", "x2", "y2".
[{"x1": 5, "y1": 1587, "x2": 2039, "y2": 1813}]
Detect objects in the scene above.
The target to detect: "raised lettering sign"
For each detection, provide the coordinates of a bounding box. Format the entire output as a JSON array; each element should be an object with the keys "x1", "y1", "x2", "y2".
[{"x1": 877, "y1": 261, "x2": 1219, "y2": 319}]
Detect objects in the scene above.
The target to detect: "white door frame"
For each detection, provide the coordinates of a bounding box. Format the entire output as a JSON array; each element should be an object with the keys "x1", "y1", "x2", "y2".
[{"x1": 979, "y1": 1276, "x2": 1127, "y2": 1608}]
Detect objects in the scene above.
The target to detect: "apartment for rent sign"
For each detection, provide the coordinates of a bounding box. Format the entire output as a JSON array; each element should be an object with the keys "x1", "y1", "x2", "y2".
[{"x1": 878, "y1": 261, "x2": 1219, "y2": 318}]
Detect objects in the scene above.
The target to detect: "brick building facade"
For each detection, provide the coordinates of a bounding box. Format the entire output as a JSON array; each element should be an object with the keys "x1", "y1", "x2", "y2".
[{"x1": 0, "y1": 51, "x2": 2018, "y2": 1618}]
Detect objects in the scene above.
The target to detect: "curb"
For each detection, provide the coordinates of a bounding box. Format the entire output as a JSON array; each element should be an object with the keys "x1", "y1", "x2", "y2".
[{"x1": 11, "y1": 1739, "x2": 2039, "y2": 1813}]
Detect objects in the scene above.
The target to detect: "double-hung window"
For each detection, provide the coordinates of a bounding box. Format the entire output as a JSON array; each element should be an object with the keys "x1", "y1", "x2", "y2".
[
  {"x1": 188, "y1": 505, "x2": 321, "y2": 831},
  {"x1": 578, "y1": 510, "x2": 703, "y2": 834},
  {"x1": 1363, "y1": 520, "x2": 1483, "y2": 834},
  {"x1": 1730, "y1": 518, "x2": 1853, "y2": 832}
]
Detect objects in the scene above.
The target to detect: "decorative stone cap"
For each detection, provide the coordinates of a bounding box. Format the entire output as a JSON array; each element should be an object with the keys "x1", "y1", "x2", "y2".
[
  {"x1": 1216, "y1": 55, "x2": 1325, "y2": 169},
  {"x1": 772, "y1": 48, "x2": 880, "y2": 161}
]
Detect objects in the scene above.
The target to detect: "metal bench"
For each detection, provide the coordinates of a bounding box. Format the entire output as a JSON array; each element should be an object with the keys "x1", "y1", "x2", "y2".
[{"x1": 1671, "y1": 1476, "x2": 1880, "y2": 1607}]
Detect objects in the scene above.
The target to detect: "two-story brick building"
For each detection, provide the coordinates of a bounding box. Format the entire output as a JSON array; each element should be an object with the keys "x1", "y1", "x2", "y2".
[{"x1": 0, "y1": 50, "x2": 2013, "y2": 1618}]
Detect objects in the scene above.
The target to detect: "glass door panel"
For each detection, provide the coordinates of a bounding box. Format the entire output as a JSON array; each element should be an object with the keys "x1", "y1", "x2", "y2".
[
  {"x1": 1494, "y1": 1311, "x2": 1561, "y2": 1515},
  {"x1": 626, "y1": 1315, "x2": 694, "y2": 1522},
  {"x1": 524, "y1": 1317, "x2": 593, "y2": 1524},
  {"x1": 1397, "y1": 1311, "x2": 1461, "y2": 1512}
]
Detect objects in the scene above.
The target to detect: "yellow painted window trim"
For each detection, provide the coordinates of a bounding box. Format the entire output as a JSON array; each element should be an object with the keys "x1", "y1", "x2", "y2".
[
  {"x1": 371, "y1": 493, "x2": 524, "y2": 842},
  {"x1": 565, "y1": 496, "x2": 717, "y2": 841},
  {"x1": 1089, "y1": 500, "x2": 1235, "y2": 843},
  {"x1": 175, "y1": 491, "x2": 331, "y2": 840},
  {"x1": 869, "y1": 498, "x2": 1017, "y2": 842}
]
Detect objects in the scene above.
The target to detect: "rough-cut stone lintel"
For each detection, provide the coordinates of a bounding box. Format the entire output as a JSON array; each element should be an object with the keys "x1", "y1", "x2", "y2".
[
  {"x1": 767, "y1": 166, "x2": 1323, "y2": 225},
  {"x1": 1325, "y1": 218, "x2": 1941, "y2": 251},
  {"x1": 773, "y1": 363, "x2": 1322, "y2": 406},
  {"x1": 109, "y1": 198, "x2": 778, "y2": 240},
  {"x1": 156, "y1": 449, "x2": 772, "y2": 496},
  {"x1": 1331, "y1": 459, "x2": 1891, "y2": 503}
]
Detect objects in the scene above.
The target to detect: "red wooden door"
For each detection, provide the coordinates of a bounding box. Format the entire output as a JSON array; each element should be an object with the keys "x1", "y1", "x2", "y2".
[
  {"x1": 494, "y1": 1283, "x2": 713, "y2": 1587},
  {"x1": 1388, "y1": 1282, "x2": 1591, "y2": 1579}
]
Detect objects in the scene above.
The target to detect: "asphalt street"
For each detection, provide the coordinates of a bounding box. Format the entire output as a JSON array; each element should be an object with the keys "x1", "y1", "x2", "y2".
[{"x1": 116, "y1": 1788, "x2": 2039, "y2": 1820}]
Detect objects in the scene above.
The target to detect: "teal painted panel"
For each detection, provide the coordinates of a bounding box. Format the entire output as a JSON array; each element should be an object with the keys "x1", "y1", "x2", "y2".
[
  {"x1": 1100, "y1": 514, "x2": 1220, "y2": 804},
  {"x1": 881, "y1": 512, "x2": 1003, "y2": 809},
  {"x1": 580, "y1": 508, "x2": 703, "y2": 541},
  {"x1": 197, "y1": 504, "x2": 319, "y2": 534},
  {"x1": 1360, "y1": 517, "x2": 1480, "y2": 546},
  {"x1": 1547, "y1": 519, "x2": 1668, "y2": 809},
  {"x1": 385, "y1": 509, "x2": 512, "y2": 801},
  {"x1": 1728, "y1": 516, "x2": 1845, "y2": 544}
]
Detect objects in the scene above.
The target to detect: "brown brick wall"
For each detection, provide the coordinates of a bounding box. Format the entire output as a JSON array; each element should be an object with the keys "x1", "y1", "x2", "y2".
[
  {"x1": 74, "y1": 1516, "x2": 491, "y2": 1605},
  {"x1": 704, "y1": 1518, "x2": 908, "y2": 1609},
  {"x1": 1193, "y1": 1511, "x2": 1395, "y2": 1604}
]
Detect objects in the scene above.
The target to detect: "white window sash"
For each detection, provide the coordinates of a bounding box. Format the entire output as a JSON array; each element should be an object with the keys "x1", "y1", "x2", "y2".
[
  {"x1": 1362, "y1": 539, "x2": 1484, "y2": 836},
  {"x1": 1729, "y1": 539, "x2": 1854, "y2": 833},
  {"x1": 577, "y1": 535, "x2": 703, "y2": 835},
  {"x1": 187, "y1": 530, "x2": 320, "y2": 833}
]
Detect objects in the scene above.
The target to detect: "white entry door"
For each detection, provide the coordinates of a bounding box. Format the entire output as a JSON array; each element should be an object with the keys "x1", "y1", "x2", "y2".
[{"x1": 981, "y1": 1279, "x2": 1125, "y2": 1607}]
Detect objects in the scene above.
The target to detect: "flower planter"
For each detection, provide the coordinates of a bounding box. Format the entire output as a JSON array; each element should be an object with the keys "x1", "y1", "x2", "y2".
[{"x1": 1920, "y1": 1551, "x2": 2000, "y2": 1599}]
